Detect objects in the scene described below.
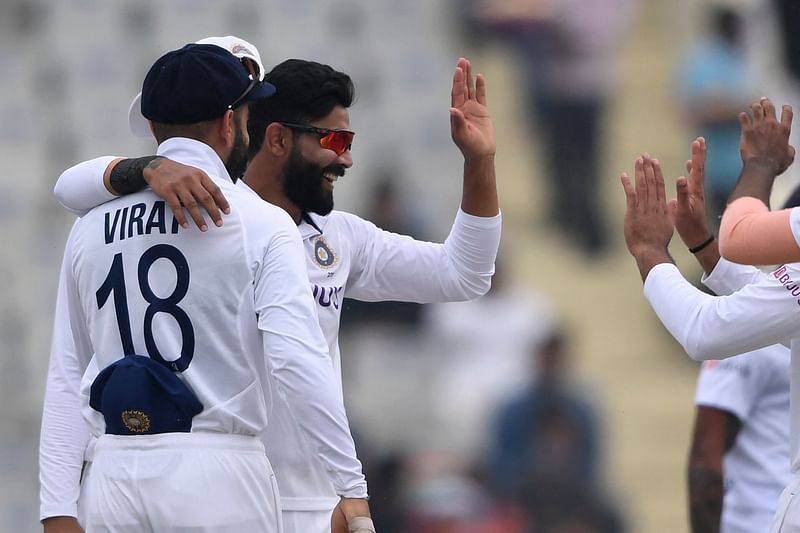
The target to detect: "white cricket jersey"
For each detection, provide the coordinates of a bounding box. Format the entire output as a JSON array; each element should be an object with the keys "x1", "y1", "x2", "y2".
[
  {"x1": 695, "y1": 348, "x2": 790, "y2": 532},
  {"x1": 237, "y1": 180, "x2": 501, "y2": 510},
  {"x1": 49, "y1": 154, "x2": 502, "y2": 514},
  {"x1": 40, "y1": 139, "x2": 367, "y2": 520},
  {"x1": 644, "y1": 258, "x2": 800, "y2": 475}
]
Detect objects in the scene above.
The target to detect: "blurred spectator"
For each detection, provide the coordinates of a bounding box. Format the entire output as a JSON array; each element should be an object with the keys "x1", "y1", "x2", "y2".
[
  {"x1": 402, "y1": 451, "x2": 525, "y2": 533},
  {"x1": 488, "y1": 329, "x2": 625, "y2": 532},
  {"x1": 675, "y1": 5, "x2": 752, "y2": 230},
  {"x1": 467, "y1": 0, "x2": 633, "y2": 257},
  {"x1": 424, "y1": 259, "x2": 556, "y2": 461},
  {"x1": 340, "y1": 168, "x2": 427, "y2": 330},
  {"x1": 773, "y1": 0, "x2": 800, "y2": 87}
]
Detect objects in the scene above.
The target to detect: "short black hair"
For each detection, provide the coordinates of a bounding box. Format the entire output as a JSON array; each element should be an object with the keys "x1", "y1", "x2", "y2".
[{"x1": 248, "y1": 59, "x2": 355, "y2": 158}]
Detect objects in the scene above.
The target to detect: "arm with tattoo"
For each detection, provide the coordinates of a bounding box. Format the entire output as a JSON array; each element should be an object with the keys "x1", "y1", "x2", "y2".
[{"x1": 687, "y1": 406, "x2": 741, "y2": 533}]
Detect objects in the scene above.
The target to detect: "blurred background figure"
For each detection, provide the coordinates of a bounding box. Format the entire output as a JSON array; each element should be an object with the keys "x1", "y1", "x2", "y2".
[
  {"x1": 487, "y1": 328, "x2": 625, "y2": 532},
  {"x1": 465, "y1": 0, "x2": 634, "y2": 257},
  {"x1": 340, "y1": 168, "x2": 427, "y2": 331},
  {"x1": 674, "y1": 3, "x2": 753, "y2": 231},
  {"x1": 424, "y1": 258, "x2": 557, "y2": 462}
]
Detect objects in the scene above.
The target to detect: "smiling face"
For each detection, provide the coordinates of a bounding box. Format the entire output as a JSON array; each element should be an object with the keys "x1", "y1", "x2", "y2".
[{"x1": 282, "y1": 105, "x2": 353, "y2": 216}]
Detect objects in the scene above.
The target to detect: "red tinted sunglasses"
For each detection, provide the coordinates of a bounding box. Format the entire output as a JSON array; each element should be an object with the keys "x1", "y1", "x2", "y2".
[{"x1": 280, "y1": 122, "x2": 355, "y2": 155}]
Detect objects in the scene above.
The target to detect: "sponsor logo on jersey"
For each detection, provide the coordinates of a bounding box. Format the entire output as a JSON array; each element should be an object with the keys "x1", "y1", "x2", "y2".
[
  {"x1": 312, "y1": 284, "x2": 343, "y2": 309},
  {"x1": 703, "y1": 359, "x2": 750, "y2": 378},
  {"x1": 313, "y1": 236, "x2": 337, "y2": 269},
  {"x1": 772, "y1": 265, "x2": 800, "y2": 305}
]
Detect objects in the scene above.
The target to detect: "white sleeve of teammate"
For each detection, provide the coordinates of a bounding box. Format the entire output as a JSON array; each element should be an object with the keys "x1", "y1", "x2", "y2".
[
  {"x1": 345, "y1": 209, "x2": 501, "y2": 302},
  {"x1": 254, "y1": 221, "x2": 367, "y2": 499},
  {"x1": 694, "y1": 351, "x2": 772, "y2": 421},
  {"x1": 53, "y1": 156, "x2": 119, "y2": 216},
  {"x1": 643, "y1": 263, "x2": 796, "y2": 360},
  {"x1": 39, "y1": 227, "x2": 94, "y2": 520},
  {"x1": 701, "y1": 256, "x2": 767, "y2": 296}
]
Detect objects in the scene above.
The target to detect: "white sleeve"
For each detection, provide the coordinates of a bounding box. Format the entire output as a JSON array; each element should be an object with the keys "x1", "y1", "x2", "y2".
[
  {"x1": 701, "y1": 256, "x2": 767, "y2": 296},
  {"x1": 254, "y1": 222, "x2": 367, "y2": 499},
  {"x1": 53, "y1": 156, "x2": 120, "y2": 216},
  {"x1": 694, "y1": 350, "x2": 773, "y2": 421},
  {"x1": 39, "y1": 228, "x2": 94, "y2": 520},
  {"x1": 346, "y1": 209, "x2": 501, "y2": 302},
  {"x1": 643, "y1": 263, "x2": 798, "y2": 360}
]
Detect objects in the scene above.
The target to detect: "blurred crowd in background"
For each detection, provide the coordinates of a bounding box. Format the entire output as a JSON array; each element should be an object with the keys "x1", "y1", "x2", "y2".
[{"x1": 2, "y1": 0, "x2": 800, "y2": 531}]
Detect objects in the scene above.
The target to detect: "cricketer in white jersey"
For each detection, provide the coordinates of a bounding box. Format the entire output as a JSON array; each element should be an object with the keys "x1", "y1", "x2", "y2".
[
  {"x1": 40, "y1": 43, "x2": 369, "y2": 532},
  {"x1": 45, "y1": 136, "x2": 370, "y2": 531},
  {"x1": 691, "y1": 350, "x2": 790, "y2": 533},
  {"x1": 622, "y1": 154, "x2": 800, "y2": 532},
  {"x1": 50, "y1": 54, "x2": 500, "y2": 533}
]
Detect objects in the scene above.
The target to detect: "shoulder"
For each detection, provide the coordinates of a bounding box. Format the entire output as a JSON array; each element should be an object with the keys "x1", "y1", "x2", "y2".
[
  {"x1": 228, "y1": 187, "x2": 295, "y2": 228},
  {"x1": 318, "y1": 210, "x2": 377, "y2": 238}
]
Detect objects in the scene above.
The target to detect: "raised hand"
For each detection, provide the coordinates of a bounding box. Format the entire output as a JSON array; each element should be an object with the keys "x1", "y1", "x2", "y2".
[
  {"x1": 450, "y1": 57, "x2": 496, "y2": 161},
  {"x1": 739, "y1": 98, "x2": 794, "y2": 175},
  {"x1": 670, "y1": 137, "x2": 713, "y2": 249},
  {"x1": 621, "y1": 154, "x2": 675, "y2": 281}
]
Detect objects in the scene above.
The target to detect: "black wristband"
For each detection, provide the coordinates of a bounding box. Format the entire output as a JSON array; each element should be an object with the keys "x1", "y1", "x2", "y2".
[
  {"x1": 109, "y1": 156, "x2": 160, "y2": 195},
  {"x1": 689, "y1": 235, "x2": 715, "y2": 254}
]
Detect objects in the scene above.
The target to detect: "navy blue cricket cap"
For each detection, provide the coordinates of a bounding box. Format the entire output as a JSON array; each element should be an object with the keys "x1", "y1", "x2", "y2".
[
  {"x1": 90, "y1": 355, "x2": 203, "y2": 435},
  {"x1": 140, "y1": 43, "x2": 276, "y2": 126}
]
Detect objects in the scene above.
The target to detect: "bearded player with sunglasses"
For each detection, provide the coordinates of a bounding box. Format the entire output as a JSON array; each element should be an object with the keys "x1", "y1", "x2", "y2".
[{"x1": 52, "y1": 43, "x2": 500, "y2": 533}]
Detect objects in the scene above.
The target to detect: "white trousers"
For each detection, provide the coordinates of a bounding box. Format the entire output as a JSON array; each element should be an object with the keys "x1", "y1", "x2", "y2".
[{"x1": 80, "y1": 433, "x2": 282, "y2": 533}]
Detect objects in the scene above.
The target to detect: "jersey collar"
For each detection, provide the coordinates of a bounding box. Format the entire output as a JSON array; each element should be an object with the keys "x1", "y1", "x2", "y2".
[{"x1": 156, "y1": 138, "x2": 232, "y2": 185}]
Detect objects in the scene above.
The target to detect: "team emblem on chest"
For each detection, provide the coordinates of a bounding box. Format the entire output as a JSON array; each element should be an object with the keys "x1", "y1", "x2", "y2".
[{"x1": 312, "y1": 236, "x2": 337, "y2": 269}]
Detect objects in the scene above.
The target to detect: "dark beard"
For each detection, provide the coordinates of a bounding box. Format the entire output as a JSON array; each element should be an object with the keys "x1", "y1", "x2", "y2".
[
  {"x1": 225, "y1": 118, "x2": 249, "y2": 181},
  {"x1": 283, "y1": 146, "x2": 342, "y2": 216}
]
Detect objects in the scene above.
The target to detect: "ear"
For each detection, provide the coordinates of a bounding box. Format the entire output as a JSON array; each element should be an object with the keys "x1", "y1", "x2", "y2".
[
  {"x1": 219, "y1": 109, "x2": 236, "y2": 147},
  {"x1": 265, "y1": 122, "x2": 290, "y2": 156}
]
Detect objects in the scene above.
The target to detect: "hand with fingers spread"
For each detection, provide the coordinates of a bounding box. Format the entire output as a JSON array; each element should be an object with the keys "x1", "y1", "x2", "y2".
[
  {"x1": 729, "y1": 98, "x2": 795, "y2": 206},
  {"x1": 669, "y1": 137, "x2": 723, "y2": 273},
  {"x1": 141, "y1": 157, "x2": 231, "y2": 231},
  {"x1": 450, "y1": 57, "x2": 495, "y2": 161},
  {"x1": 450, "y1": 57, "x2": 499, "y2": 218},
  {"x1": 739, "y1": 98, "x2": 795, "y2": 175},
  {"x1": 621, "y1": 154, "x2": 675, "y2": 281}
]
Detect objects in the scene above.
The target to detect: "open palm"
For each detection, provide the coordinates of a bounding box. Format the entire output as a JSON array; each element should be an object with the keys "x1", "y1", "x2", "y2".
[{"x1": 450, "y1": 57, "x2": 496, "y2": 160}]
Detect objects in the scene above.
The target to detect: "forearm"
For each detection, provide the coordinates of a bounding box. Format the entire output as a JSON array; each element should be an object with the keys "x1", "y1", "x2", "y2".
[
  {"x1": 644, "y1": 263, "x2": 795, "y2": 359},
  {"x1": 460, "y1": 155, "x2": 499, "y2": 217},
  {"x1": 632, "y1": 246, "x2": 674, "y2": 283},
  {"x1": 54, "y1": 157, "x2": 120, "y2": 216},
  {"x1": 106, "y1": 156, "x2": 162, "y2": 195},
  {"x1": 727, "y1": 158, "x2": 779, "y2": 206},
  {"x1": 692, "y1": 241, "x2": 721, "y2": 276},
  {"x1": 688, "y1": 467, "x2": 723, "y2": 533},
  {"x1": 718, "y1": 197, "x2": 800, "y2": 264}
]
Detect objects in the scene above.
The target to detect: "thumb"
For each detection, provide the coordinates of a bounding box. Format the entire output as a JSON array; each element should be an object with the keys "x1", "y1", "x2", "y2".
[{"x1": 450, "y1": 107, "x2": 466, "y2": 131}]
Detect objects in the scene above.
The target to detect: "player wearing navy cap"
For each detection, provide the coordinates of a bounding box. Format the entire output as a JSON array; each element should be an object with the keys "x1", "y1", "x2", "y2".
[
  {"x1": 50, "y1": 43, "x2": 499, "y2": 533},
  {"x1": 40, "y1": 42, "x2": 370, "y2": 532}
]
